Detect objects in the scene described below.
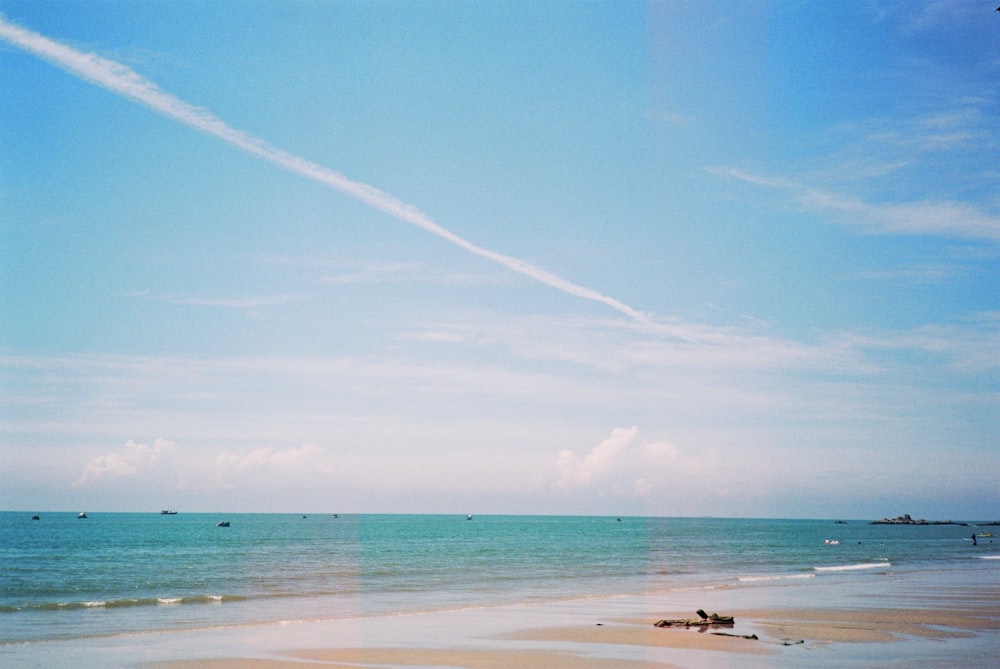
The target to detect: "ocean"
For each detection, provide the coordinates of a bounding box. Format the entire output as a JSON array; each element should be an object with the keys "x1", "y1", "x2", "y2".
[{"x1": 2, "y1": 512, "x2": 997, "y2": 666}]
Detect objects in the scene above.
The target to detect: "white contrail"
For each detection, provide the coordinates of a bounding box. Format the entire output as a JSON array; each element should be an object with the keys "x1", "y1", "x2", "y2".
[{"x1": 0, "y1": 14, "x2": 649, "y2": 324}]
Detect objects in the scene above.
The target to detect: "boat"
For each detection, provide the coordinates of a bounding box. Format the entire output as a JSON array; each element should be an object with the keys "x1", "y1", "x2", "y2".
[
  {"x1": 77, "y1": 512, "x2": 87, "y2": 519},
  {"x1": 160, "y1": 510, "x2": 177, "y2": 515},
  {"x1": 31, "y1": 514, "x2": 40, "y2": 520},
  {"x1": 216, "y1": 520, "x2": 230, "y2": 527}
]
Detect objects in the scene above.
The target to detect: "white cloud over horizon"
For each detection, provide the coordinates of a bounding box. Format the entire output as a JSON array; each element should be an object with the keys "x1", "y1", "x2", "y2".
[
  {"x1": 553, "y1": 427, "x2": 685, "y2": 498},
  {"x1": 65, "y1": 427, "x2": 713, "y2": 511},
  {"x1": 72, "y1": 439, "x2": 339, "y2": 495},
  {"x1": 3, "y1": 306, "x2": 994, "y2": 439},
  {"x1": 74, "y1": 438, "x2": 177, "y2": 487}
]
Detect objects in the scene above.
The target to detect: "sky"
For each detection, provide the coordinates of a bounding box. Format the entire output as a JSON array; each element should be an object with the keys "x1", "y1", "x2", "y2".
[{"x1": 1, "y1": 1, "x2": 997, "y2": 519}]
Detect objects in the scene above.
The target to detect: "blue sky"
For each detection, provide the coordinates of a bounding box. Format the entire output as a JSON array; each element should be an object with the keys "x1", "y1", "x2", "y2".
[{"x1": 1, "y1": 1, "x2": 997, "y2": 518}]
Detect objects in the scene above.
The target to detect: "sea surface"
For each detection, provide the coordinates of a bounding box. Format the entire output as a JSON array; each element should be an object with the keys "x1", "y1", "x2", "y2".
[{"x1": 2, "y1": 512, "x2": 998, "y2": 664}]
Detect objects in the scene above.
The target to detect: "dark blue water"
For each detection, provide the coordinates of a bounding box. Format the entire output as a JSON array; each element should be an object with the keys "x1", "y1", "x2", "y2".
[{"x1": 1, "y1": 512, "x2": 996, "y2": 645}]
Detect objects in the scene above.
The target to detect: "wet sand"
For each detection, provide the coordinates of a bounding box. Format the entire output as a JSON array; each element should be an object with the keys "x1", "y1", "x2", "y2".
[{"x1": 143, "y1": 598, "x2": 1000, "y2": 669}]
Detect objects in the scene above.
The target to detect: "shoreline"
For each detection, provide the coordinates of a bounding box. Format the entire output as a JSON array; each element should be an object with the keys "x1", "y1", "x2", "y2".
[
  {"x1": 138, "y1": 606, "x2": 1000, "y2": 669},
  {"x1": 5, "y1": 579, "x2": 998, "y2": 668},
  {"x1": 133, "y1": 585, "x2": 1000, "y2": 669}
]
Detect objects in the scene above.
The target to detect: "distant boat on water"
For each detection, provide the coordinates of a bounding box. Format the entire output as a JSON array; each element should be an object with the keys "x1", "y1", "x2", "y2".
[
  {"x1": 216, "y1": 520, "x2": 230, "y2": 527},
  {"x1": 77, "y1": 512, "x2": 87, "y2": 519},
  {"x1": 160, "y1": 510, "x2": 178, "y2": 515}
]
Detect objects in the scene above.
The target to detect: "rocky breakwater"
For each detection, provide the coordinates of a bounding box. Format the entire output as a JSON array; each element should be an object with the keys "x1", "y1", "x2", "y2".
[
  {"x1": 873, "y1": 514, "x2": 932, "y2": 525},
  {"x1": 870, "y1": 514, "x2": 989, "y2": 526}
]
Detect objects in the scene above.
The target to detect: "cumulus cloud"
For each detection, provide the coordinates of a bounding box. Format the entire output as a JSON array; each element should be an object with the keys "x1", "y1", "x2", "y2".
[
  {"x1": 215, "y1": 443, "x2": 336, "y2": 480},
  {"x1": 553, "y1": 427, "x2": 680, "y2": 497},
  {"x1": 554, "y1": 426, "x2": 638, "y2": 489},
  {"x1": 74, "y1": 438, "x2": 176, "y2": 486},
  {"x1": 73, "y1": 439, "x2": 337, "y2": 493}
]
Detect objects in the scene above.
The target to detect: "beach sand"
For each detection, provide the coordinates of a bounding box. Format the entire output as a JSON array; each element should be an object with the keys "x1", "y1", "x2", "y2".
[{"x1": 142, "y1": 597, "x2": 1000, "y2": 669}]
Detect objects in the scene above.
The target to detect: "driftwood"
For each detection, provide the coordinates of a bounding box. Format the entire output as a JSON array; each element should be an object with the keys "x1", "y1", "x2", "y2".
[
  {"x1": 654, "y1": 609, "x2": 735, "y2": 628},
  {"x1": 711, "y1": 631, "x2": 758, "y2": 640}
]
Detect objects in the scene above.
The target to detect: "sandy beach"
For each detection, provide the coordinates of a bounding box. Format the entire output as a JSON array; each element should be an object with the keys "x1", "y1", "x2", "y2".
[{"x1": 141, "y1": 590, "x2": 1000, "y2": 669}]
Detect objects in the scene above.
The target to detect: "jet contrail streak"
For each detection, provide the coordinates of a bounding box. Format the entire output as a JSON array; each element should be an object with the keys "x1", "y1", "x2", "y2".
[{"x1": 0, "y1": 15, "x2": 648, "y2": 324}]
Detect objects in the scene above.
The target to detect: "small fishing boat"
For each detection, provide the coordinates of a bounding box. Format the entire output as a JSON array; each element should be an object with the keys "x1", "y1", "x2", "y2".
[
  {"x1": 216, "y1": 520, "x2": 230, "y2": 527},
  {"x1": 77, "y1": 512, "x2": 87, "y2": 519},
  {"x1": 160, "y1": 510, "x2": 177, "y2": 515}
]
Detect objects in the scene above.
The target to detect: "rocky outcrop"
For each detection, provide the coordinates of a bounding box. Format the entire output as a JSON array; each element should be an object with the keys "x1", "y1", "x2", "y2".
[
  {"x1": 872, "y1": 514, "x2": 928, "y2": 525},
  {"x1": 870, "y1": 514, "x2": 973, "y2": 526}
]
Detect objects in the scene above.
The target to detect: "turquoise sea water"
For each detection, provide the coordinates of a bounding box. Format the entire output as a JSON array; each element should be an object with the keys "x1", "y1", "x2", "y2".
[{"x1": 2, "y1": 512, "x2": 997, "y2": 660}]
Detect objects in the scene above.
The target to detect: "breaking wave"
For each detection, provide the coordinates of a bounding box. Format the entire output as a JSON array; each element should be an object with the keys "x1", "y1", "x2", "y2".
[
  {"x1": 737, "y1": 573, "x2": 816, "y2": 583},
  {"x1": 813, "y1": 561, "x2": 891, "y2": 572},
  {"x1": 4, "y1": 594, "x2": 240, "y2": 613}
]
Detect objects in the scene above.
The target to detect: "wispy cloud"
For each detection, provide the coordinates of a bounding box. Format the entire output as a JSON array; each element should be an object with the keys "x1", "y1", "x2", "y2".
[
  {"x1": 864, "y1": 108, "x2": 989, "y2": 155},
  {"x1": 851, "y1": 263, "x2": 957, "y2": 283},
  {"x1": 126, "y1": 290, "x2": 301, "y2": 309},
  {"x1": 711, "y1": 167, "x2": 1000, "y2": 241},
  {"x1": 318, "y1": 262, "x2": 418, "y2": 286},
  {"x1": 315, "y1": 261, "x2": 500, "y2": 288},
  {"x1": 0, "y1": 14, "x2": 648, "y2": 324},
  {"x1": 897, "y1": 0, "x2": 985, "y2": 35},
  {"x1": 833, "y1": 320, "x2": 1000, "y2": 373}
]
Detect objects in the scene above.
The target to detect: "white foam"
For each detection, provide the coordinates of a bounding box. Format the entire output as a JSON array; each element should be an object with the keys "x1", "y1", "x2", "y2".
[
  {"x1": 814, "y1": 561, "x2": 890, "y2": 572},
  {"x1": 157, "y1": 598, "x2": 182, "y2": 605},
  {"x1": 737, "y1": 573, "x2": 816, "y2": 582}
]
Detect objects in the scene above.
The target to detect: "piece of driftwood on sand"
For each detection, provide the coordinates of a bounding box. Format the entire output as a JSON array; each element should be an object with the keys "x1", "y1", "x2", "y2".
[
  {"x1": 654, "y1": 609, "x2": 736, "y2": 628},
  {"x1": 711, "y1": 631, "x2": 759, "y2": 639}
]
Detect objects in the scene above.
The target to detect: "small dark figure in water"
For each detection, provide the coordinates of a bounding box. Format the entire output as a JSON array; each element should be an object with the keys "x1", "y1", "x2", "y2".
[{"x1": 972, "y1": 533, "x2": 977, "y2": 546}]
